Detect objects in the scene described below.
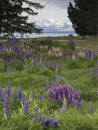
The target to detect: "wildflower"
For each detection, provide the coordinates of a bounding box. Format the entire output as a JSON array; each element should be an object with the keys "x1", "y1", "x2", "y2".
[
  {"x1": 0, "y1": 88, "x2": 2, "y2": 101},
  {"x1": 24, "y1": 100, "x2": 29, "y2": 116},
  {"x1": 58, "y1": 94, "x2": 62, "y2": 104},
  {"x1": 89, "y1": 102, "x2": 94, "y2": 114},
  {"x1": 18, "y1": 88, "x2": 22, "y2": 99},
  {"x1": 42, "y1": 118, "x2": 58, "y2": 127},
  {"x1": 4, "y1": 91, "x2": 10, "y2": 116},
  {"x1": 48, "y1": 84, "x2": 82, "y2": 106},
  {"x1": 56, "y1": 75, "x2": 60, "y2": 83},
  {"x1": 39, "y1": 92, "x2": 44, "y2": 101},
  {"x1": 41, "y1": 113, "x2": 46, "y2": 125},
  {"x1": 33, "y1": 110, "x2": 39, "y2": 122}
]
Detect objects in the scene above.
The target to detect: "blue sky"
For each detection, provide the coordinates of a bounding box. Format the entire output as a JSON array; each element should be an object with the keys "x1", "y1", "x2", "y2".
[{"x1": 28, "y1": 0, "x2": 74, "y2": 32}]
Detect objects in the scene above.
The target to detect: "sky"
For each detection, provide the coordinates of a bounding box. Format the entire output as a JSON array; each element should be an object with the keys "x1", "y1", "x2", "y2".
[{"x1": 29, "y1": 0, "x2": 74, "y2": 32}]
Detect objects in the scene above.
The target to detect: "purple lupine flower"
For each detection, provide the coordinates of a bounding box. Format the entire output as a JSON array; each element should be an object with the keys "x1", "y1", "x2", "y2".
[
  {"x1": 72, "y1": 99, "x2": 79, "y2": 107},
  {"x1": 21, "y1": 93, "x2": 28, "y2": 104},
  {"x1": 49, "y1": 119, "x2": 55, "y2": 127},
  {"x1": 41, "y1": 113, "x2": 46, "y2": 125},
  {"x1": 13, "y1": 88, "x2": 17, "y2": 102},
  {"x1": 56, "y1": 75, "x2": 60, "y2": 83},
  {"x1": 33, "y1": 111, "x2": 39, "y2": 122},
  {"x1": 42, "y1": 118, "x2": 58, "y2": 127},
  {"x1": 75, "y1": 91, "x2": 82, "y2": 102},
  {"x1": 39, "y1": 92, "x2": 44, "y2": 101},
  {"x1": 86, "y1": 50, "x2": 92, "y2": 58},
  {"x1": 24, "y1": 100, "x2": 29, "y2": 116},
  {"x1": 58, "y1": 94, "x2": 62, "y2": 104},
  {"x1": 4, "y1": 91, "x2": 10, "y2": 116},
  {"x1": 18, "y1": 88, "x2": 22, "y2": 99},
  {"x1": 48, "y1": 84, "x2": 82, "y2": 106},
  {"x1": 0, "y1": 88, "x2": 2, "y2": 101},
  {"x1": 89, "y1": 102, "x2": 94, "y2": 114}
]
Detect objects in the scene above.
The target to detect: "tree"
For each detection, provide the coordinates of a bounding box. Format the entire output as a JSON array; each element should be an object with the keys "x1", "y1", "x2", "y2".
[
  {"x1": 67, "y1": 0, "x2": 98, "y2": 36},
  {"x1": 0, "y1": 0, "x2": 44, "y2": 37}
]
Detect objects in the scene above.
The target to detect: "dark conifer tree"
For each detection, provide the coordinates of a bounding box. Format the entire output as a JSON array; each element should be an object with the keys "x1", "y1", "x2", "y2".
[
  {"x1": 67, "y1": 0, "x2": 98, "y2": 36},
  {"x1": 0, "y1": 0, "x2": 43, "y2": 37}
]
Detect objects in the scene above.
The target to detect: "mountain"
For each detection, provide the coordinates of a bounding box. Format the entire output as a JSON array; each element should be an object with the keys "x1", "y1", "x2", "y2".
[{"x1": 36, "y1": 19, "x2": 74, "y2": 33}]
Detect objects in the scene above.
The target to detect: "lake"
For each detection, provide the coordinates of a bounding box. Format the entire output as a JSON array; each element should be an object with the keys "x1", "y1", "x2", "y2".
[{"x1": 24, "y1": 31, "x2": 76, "y2": 38}]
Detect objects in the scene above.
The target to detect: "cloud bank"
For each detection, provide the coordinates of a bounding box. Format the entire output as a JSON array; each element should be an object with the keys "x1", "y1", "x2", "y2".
[{"x1": 37, "y1": 19, "x2": 74, "y2": 32}]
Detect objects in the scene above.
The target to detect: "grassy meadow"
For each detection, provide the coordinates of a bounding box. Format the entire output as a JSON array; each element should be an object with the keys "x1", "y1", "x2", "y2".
[{"x1": 0, "y1": 36, "x2": 98, "y2": 130}]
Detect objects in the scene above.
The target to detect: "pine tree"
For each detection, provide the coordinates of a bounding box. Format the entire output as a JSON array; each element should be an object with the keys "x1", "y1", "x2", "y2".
[
  {"x1": 0, "y1": 0, "x2": 44, "y2": 37},
  {"x1": 67, "y1": 0, "x2": 98, "y2": 36}
]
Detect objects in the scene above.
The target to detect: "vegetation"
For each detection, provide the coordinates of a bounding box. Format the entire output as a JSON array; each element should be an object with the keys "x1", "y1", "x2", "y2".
[
  {"x1": 0, "y1": 36, "x2": 98, "y2": 130},
  {"x1": 67, "y1": 0, "x2": 98, "y2": 36}
]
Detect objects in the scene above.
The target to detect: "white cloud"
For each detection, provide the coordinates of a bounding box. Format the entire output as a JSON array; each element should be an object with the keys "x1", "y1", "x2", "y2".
[
  {"x1": 36, "y1": 19, "x2": 74, "y2": 32},
  {"x1": 27, "y1": 0, "x2": 74, "y2": 32}
]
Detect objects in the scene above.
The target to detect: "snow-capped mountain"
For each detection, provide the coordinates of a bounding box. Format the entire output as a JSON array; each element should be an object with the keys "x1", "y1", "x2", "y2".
[{"x1": 36, "y1": 19, "x2": 74, "y2": 33}]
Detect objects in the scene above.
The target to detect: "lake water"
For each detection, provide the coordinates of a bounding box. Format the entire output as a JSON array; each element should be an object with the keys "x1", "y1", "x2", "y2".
[
  {"x1": 1, "y1": 31, "x2": 76, "y2": 38},
  {"x1": 24, "y1": 31, "x2": 76, "y2": 38}
]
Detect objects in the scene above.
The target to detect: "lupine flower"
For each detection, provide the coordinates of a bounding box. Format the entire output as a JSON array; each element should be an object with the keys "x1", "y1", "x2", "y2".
[
  {"x1": 86, "y1": 50, "x2": 92, "y2": 58},
  {"x1": 21, "y1": 93, "x2": 28, "y2": 104},
  {"x1": 56, "y1": 75, "x2": 60, "y2": 83},
  {"x1": 41, "y1": 118, "x2": 58, "y2": 127},
  {"x1": 0, "y1": 88, "x2": 2, "y2": 101},
  {"x1": 72, "y1": 99, "x2": 79, "y2": 107},
  {"x1": 89, "y1": 102, "x2": 94, "y2": 114},
  {"x1": 33, "y1": 110, "x2": 39, "y2": 122},
  {"x1": 58, "y1": 94, "x2": 62, "y2": 104},
  {"x1": 39, "y1": 92, "x2": 44, "y2": 101},
  {"x1": 75, "y1": 91, "x2": 82, "y2": 102},
  {"x1": 4, "y1": 91, "x2": 10, "y2": 116},
  {"x1": 48, "y1": 84, "x2": 82, "y2": 106},
  {"x1": 41, "y1": 113, "x2": 46, "y2": 125},
  {"x1": 18, "y1": 88, "x2": 22, "y2": 99},
  {"x1": 24, "y1": 100, "x2": 29, "y2": 116}
]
